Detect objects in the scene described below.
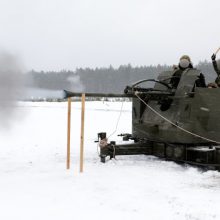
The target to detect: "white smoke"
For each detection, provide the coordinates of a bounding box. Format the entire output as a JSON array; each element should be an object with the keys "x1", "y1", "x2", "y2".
[
  {"x1": 67, "y1": 75, "x2": 85, "y2": 92},
  {"x1": 0, "y1": 50, "x2": 26, "y2": 128},
  {"x1": 25, "y1": 88, "x2": 65, "y2": 100}
]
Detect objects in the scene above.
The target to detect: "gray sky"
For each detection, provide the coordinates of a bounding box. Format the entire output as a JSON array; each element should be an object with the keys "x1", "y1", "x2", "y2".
[{"x1": 0, "y1": 0, "x2": 219, "y2": 71}]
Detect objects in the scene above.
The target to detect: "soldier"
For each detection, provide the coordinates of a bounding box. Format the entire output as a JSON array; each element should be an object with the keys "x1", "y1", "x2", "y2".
[
  {"x1": 211, "y1": 53, "x2": 220, "y2": 86},
  {"x1": 171, "y1": 55, "x2": 206, "y2": 88},
  {"x1": 171, "y1": 55, "x2": 193, "y2": 88}
]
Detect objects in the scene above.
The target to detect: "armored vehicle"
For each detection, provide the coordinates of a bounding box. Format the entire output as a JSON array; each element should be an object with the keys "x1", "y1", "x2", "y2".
[{"x1": 64, "y1": 67, "x2": 220, "y2": 169}]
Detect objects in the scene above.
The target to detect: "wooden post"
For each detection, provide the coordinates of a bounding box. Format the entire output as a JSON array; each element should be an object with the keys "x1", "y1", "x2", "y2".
[
  {"x1": 80, "y1": 93, "x2": 85, "y2": 173},
  {"x1": 67, "y1": 97, "x2": 71, "y2": 169}
]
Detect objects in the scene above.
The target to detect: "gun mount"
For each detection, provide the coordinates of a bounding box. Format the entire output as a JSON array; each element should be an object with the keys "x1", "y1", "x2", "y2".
[{"x1": 64, "y1": 68, "x2": 220, "y2": 170}]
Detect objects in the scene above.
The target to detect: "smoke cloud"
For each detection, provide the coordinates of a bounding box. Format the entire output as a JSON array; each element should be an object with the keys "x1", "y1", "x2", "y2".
[
  {"x1": 67, "y1": 75, "x2": 85, "y2": 92},
  {"x1": 0, "y1": 50, "x2": 26, "y2": 128},
  {"x1": 25, "y1": 88, "x2": 65, "y2": 100}
]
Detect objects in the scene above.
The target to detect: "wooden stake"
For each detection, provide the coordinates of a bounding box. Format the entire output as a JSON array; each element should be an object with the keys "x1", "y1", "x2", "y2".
[
  {"x1": 80, "y1": 93, "x2": 85, "y2": 173},
  {"x1": 67, "y1": 97, "x2": 71, "y2": 169}
]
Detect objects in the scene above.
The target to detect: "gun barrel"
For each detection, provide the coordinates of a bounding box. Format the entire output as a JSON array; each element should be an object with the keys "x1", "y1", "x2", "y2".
[{"x1": 63, "y1": 90, "x2": 133, "y2": 99}]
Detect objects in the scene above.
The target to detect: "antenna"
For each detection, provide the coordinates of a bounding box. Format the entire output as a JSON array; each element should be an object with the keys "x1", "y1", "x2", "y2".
[{"x1": 215, "y1": 47, "x2": 220, "y2": 55}]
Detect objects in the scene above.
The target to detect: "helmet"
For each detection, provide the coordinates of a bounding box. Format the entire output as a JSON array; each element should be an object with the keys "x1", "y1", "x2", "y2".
[
  {"x1": 180, "y1": 55, "x2": 191, "y2": 63},
  {"x1": 179, "y1": 55, "x2": 191, "y2": 69}
]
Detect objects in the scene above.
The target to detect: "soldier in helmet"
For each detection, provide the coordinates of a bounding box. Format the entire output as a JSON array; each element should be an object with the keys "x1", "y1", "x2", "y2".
[
  {"x1": 211, "y1": 53, "x2": 220, "y2": 86},
  {"x1": 171, "y1": 55, "x2": 206, "y2": 89},
  {"x1": 171, "y1": 55, "x2": 193, "y2": 88}
]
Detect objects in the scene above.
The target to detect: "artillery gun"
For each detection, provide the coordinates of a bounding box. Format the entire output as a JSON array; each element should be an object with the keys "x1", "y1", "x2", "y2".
[{"x1": 64, "y1": 67, "x2": 220, "y2": 170}]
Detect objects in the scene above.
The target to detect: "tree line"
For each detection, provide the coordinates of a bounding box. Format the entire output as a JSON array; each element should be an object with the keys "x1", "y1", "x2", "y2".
[{"x1": 25, "y1": 61, "x2": 217, "y2": 93}]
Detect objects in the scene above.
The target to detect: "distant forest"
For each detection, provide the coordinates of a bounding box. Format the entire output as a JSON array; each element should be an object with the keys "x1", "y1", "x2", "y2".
[{"x1": 26, "y1": 61, "x2": 217, "y2": 93}]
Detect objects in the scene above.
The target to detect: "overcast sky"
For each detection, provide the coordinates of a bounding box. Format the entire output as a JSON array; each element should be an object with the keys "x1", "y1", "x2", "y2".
[{"x1": 0, "y1": 0, "x2": 219, "y2": 71}]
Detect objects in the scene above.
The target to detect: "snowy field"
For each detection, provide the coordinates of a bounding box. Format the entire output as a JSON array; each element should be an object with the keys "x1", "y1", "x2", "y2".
[{"x1": 1, "y1": 101, "x2": 220, "y2": 220}]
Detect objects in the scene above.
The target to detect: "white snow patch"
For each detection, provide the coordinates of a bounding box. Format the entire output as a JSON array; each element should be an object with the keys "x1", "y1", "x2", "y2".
[{"x1": 0, "y1": 101, "x2": 220, "y2": 220}]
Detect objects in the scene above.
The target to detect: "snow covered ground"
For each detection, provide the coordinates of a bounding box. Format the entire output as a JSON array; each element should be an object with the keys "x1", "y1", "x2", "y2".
[{"x1": 0, "y1": 101, "x2": 220, "y2": 220}]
